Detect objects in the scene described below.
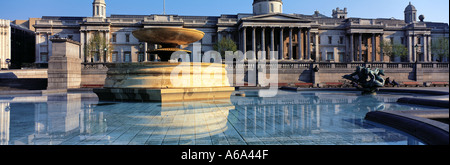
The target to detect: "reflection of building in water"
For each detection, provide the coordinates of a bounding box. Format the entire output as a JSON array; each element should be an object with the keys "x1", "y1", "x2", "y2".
[
  {"x1": 0, "y1": 103, "x2": 10, "y2": 145},
  {"x1": 0, "y1": 93, "x2": 105, "y2": 145},
  {"x1": 230, "y1": 91, "x2": 422, "y2": 144},
  {"x1": 129, "y1": 100, "x2": 235, "y2": 144},
  {"x1": 0, "y1": 91, "x2": 426, "y2": 145}
]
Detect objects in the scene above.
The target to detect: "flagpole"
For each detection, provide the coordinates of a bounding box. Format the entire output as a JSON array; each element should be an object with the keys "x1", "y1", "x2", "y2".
[{"x1": 163, "y1": 0, "x2": 166, "y2": 15}]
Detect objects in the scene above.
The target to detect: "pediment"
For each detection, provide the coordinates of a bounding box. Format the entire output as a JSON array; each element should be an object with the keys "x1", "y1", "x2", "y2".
[{"x1": 242, "y1": 13, "x2": 311, "y2": 22}]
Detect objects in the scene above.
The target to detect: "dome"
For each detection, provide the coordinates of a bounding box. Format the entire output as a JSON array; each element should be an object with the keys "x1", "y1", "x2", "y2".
[
  {"x1": 253, "y1": 0, "x2": 283, "y2": 15},
  {"x1": 253, "y1": 0, "x2": 282, "y2": 5},
  {"x1": 405, "y1": 2, "x2": 416, "y2": 12}
]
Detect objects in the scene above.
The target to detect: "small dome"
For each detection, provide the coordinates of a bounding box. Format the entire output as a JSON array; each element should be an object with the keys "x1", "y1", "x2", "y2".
[{"x1": 405, "y1": 2, "x2": 416, "y2": 12}]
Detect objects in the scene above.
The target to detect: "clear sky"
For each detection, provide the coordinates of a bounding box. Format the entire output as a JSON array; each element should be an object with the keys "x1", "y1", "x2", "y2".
[{"x1": 0, "y1": 0, "x2": 448, "y2": 24}]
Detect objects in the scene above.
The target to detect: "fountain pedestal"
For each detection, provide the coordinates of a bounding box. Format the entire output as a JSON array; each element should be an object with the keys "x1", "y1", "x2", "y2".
[
  {"x1": 93, "y1": 62, "x2": 234, "y2": 102},
  {"x1": 94, "y1": 27, "x2": 234, "y2": 102}
]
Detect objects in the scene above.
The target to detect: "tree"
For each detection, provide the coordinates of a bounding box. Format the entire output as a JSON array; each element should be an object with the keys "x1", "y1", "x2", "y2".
[
  {"x1": 431, "y1": 37, "x2": 449, "y2": 62},
  {"x1": 85, "y1": 32, "x2": 114, "y2": 63},
  {"x1": 213, "y1": 37, "x2": 237, "y2": 59},
  {"x1": 380, "y1": 40, "x2": 408, "y2": 62}
]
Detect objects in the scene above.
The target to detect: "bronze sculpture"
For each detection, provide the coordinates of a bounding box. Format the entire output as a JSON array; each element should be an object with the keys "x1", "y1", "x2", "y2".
[{"x1": 343, "y1": 66, "x2": 385, "y2": 95}]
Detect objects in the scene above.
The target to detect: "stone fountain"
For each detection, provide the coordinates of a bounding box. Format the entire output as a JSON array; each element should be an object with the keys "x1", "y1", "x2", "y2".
[{"x1": 93, "y1": 27, "x2": 235, "y2": 102}]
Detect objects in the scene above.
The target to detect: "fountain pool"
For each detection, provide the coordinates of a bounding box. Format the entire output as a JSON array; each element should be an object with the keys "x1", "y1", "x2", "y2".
[{"x1": 0, "y1": 89, "x2": 446, "y2": 145}]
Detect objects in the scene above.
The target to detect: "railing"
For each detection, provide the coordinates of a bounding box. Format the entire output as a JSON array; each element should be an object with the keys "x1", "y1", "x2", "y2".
[
  {"x1": 224, "y1": 62, "x2": 450, "y2": 70},
  {"x1": 82, "y1": 63, "x2": 108, "y2": 70}
]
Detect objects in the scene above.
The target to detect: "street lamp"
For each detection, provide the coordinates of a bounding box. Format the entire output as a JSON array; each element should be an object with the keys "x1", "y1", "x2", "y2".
[
  {"x1": 104, "y1": 47, "x2": 108, "y2": 63},
  {"x1": 139, "y1": 43, "x2": 144, "y2": 62}
]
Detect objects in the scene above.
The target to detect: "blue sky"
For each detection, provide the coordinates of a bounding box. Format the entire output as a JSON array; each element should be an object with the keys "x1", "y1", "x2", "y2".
[{"x1": 1, "y1": 0, "x2": 448, "y2": 24}]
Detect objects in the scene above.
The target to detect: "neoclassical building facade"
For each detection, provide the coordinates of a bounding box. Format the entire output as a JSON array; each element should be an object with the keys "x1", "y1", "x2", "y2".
[{"x1": 33, "y1": 0, "x2": 449, "y2": 65}]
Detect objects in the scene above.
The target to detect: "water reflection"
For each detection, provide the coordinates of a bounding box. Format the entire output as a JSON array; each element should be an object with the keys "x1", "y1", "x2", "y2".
[
  {"x1": 123, "y1": 100, "x2": 235, "y2": 144},
  {"x1": 0, "y1": 90, "x2": 434, "y2": 145},
  {"x1": 229, "y1": 91, "x2": 429, "y2": 145}
]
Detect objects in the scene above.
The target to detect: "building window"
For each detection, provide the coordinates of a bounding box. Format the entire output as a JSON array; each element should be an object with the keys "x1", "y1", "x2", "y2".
[
  {"x1": 328, "y1": 36, "x2": 332, "y2": 44},
  {"x1": 112, "y1": 52, "x2": 118, "y2": 62},
  {"x1": 339, "y1": 36, "x2": 344, "y2": 45},
  {"x1": 93, "y1": 52, "x2": 100, "y2": 62},
  {"x1": 390, "y1": 37, "x2": 394, "y2": 44},
  {"x1": 271, "y1": 4, "x2": 274, "y2": 12},
  {"x1": 125, "y1": 34, "x2": 130, "y2": 43},
  {"x1": 41, "y1": 54, "x2": 48, "y2": 62},
  {"x1": 96, "y1": 6, "x2": 99, "y2": 16},
  {"x1": 401, "y1": 37, "x2": 405, "y2": 45},
  {"x1": 212, "y1": 34, "x2": 217, "y2": 43},
  {"x1": 339, "y1": 52, "x2": 345, "y2": 62},
  {"x1": 68, "y1": 35, "x2": 73, "y2": 40},
  {"x1": 112, "y1": 34, "x2": 117, "y2": 42},
  {"x1": 124, "y1": 52, "x2": 131, "y2": 62},
  {"x1": 417, "y1": 36, "x2": 421, "y2": 44},
  {"x1": 327, "y1": 52, "x2": 334, "y2": 61},
  {"x1": 138, "y1": 53, "x2": 144, "y2": 62}
]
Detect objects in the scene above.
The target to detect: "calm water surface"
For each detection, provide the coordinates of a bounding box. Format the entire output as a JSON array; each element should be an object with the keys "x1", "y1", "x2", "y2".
[{"x1": 0, "y1": 90, "x2": 443, "y2": 145}]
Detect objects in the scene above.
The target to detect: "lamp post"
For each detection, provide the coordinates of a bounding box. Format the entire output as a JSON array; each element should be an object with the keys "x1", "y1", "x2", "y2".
[
  {"x1": 104, "y1": 47, "x2": 108, "y2": 63},
  {"x1": 139, "y1": 43, "x2": 144, "y2": 62}
]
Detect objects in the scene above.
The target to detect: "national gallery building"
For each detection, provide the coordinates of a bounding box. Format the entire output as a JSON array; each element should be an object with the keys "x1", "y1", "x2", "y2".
[{"x1": 33, "y1": 0, "x2": 449, "y2": 65}]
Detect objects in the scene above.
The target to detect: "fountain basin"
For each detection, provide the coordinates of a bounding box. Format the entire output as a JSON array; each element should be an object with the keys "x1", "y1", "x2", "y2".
[
  {"x1": 132, "y1": 27, "x2": 205, "y2": 46},
  {"x1": 94, "y1": 62, "x2": 234, "y2": 102}
]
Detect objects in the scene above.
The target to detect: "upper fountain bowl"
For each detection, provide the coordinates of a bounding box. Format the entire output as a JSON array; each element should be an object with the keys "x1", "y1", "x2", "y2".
[{"x1": 132, "y1": 27, "x2": 205, "y2": 46}]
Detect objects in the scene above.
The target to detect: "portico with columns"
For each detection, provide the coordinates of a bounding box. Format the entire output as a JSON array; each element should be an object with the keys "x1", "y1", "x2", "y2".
[
  {"x1": 405, "y1": 25, "x2": 433, "y2": 63},
  {"x1": 239, "y1": 13, "x2": 320, "y2": 61}
]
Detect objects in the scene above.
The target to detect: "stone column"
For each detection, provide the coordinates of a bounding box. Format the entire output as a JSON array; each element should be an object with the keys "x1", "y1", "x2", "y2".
[
  {"x1": 408, "y1": 35, "x2": 413, "y2": 62},
  {"x1": 242, "y1": 27, "x2": 247, "y2": 60},
  {"x1": 307, "y1": 29, "x2": 311, "y2": 60},
  {"x1": 261, "y1": 28, "x2": 266, "y2": 60},
  {"x1": 372, "y1": 34, "x2": 376, "y2": 62},
  {"x1": 358, "y1": 33, "x2": 362, "y2": 61},
  {"x1": 79, "y1": 31, "x2": 85, "y2": 62},
  {"x1": 252, "y1": 27, "x2": 257, "y2": 60},
  {"x1": 270, "y1": 28, "x2": 275, "y2": 60},
  {"x1": 412, "y1": 35, "x2": 416, "y2": 62},
  {"x1": 350, "y1": 34, "x2": 354, "y2": 62},
  {"x1": 380, "y1": 34, "x2": 384, "y2": 62},
  {"x1": 427, "y1": 35, "x2": 432, "y2": 62},
  {"x1": 314, "y1": 32, "x2": 319, "y2": 61},
  {"x1": 422, "y1": 35, "x2": 427, "y2": 62},
  {"x1": 279, "y1": 28, "x2": 284, "y2": 60},
  {"x1": 144, "y1": 42, "x2": 148, "y2": 62},
  {"x1": 289, "y1": 28, "x2": 293, "y2": 60},
  {"x1": 298, "y1": 28, "x2": 303, "y2": 60},
  {"x1": 105, "y1": 31, "x2": 110, "y2": 62},
  {"x1": 35, "y1": 33, "x2": 41, "y2": 63}
]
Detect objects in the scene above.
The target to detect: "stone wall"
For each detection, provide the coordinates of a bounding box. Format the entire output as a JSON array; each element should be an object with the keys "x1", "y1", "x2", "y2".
[
  {"x1": 0, "y1": 69, "x2": 47, "y2": 79},
  {"x1": 81, "y1": 63, "x2": 108, "y2": 88},
  {"x1": 1, "y1": 61, "x2": 448, "y2": 89},
  {"x1": 226, "y1": 61, "x2": 449, "y2": 86}
]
